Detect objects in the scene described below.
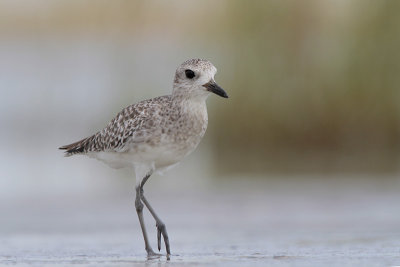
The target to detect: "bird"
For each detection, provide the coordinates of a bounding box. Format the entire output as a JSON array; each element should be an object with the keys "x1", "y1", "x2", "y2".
[{"x1": 59, "y1": 58, "x2": 228, "y2": 257}]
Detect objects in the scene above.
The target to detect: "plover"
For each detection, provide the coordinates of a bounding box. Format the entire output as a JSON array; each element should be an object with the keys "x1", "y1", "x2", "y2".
[{"x1": 59, "y1": 59, "x2": 228, "y2": 257}]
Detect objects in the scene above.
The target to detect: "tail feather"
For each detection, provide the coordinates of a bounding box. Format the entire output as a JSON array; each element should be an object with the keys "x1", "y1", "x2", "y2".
[{"x1": 59, "y1": 136, "x2": 93, "y2": 156}]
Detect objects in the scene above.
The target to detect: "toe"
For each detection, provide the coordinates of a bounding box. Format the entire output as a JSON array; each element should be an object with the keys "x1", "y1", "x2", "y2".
[{"x1": 157, "y1": 227, "x2": 162, "y2": 251}]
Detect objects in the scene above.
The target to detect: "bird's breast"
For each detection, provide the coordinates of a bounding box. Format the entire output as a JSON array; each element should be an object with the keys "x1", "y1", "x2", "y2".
[
  {"x1": 173, "y1": 101, "x2": 208, "y2": 146},
  {"x1": 152, "y1": 101, "x2": 208, "y2": 168},
  {"x1": 117, "y1": 100, "x2": 209, "y2": 170}
]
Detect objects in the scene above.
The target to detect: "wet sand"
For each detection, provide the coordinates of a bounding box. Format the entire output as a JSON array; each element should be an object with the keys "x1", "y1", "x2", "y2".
[{"x1": 1, "y1": 178, "x2": 400, "y2": 266}]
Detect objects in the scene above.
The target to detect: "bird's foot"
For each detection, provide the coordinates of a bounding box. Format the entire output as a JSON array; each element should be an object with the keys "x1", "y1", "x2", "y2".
[
  {"x1": 146, "y1": 248, "x2": 170, "y2": 260},
  {"x1": 146, "y1": 247, "x2": 162, "y2": 258},
  {"x1": 156, "y1": 222, "x2": 171, "y2": 256}
]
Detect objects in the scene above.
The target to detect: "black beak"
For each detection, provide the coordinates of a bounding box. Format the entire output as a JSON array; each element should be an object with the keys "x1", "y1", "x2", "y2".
[{"x1": 203, "y1": 80, "x2": 228, "y2": 98}]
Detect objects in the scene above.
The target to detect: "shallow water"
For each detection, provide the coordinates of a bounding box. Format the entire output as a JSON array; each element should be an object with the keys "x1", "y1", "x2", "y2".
[
  {"x1": 3, "y1": 230, "x2": 400, "y2": 266},
  {"x1": 1, "y1": 179, "x2": 400, "y2": 266}
]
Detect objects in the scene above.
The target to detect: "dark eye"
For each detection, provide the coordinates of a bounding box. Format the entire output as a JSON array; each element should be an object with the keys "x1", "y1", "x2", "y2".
[{"x1": 185, "y1": 69, "x2": 195, "y2": 79}]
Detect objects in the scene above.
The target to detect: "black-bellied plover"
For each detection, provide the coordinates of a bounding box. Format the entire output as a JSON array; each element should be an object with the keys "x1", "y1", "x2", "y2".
[{"x1": 59, "y1": 59, "x2": 228, "y2": 257}]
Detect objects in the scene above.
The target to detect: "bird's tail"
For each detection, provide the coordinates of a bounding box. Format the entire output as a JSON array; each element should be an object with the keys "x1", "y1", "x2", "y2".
[{"x1": 59, "y1": 136, "x2": 93, "y2": 156}]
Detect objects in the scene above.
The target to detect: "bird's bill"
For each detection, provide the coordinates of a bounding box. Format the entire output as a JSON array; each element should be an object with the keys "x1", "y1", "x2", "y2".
[{"x1": 203, "y1": 80, "x2": 228, "y2": 98}]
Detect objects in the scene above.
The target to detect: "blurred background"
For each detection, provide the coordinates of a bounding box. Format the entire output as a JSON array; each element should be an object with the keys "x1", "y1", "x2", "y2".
[{"x1": 1, "y1": 0, "x2": 400, "y2": 265}]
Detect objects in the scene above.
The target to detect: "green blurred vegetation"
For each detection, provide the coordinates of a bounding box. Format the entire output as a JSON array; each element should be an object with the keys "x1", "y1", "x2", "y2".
[
  {"x1": 212, "y1": 1, "x2": 400, "y2": 174},
  {"x1": 1, "y1": 0, "x2": 399, "y2": 175}
]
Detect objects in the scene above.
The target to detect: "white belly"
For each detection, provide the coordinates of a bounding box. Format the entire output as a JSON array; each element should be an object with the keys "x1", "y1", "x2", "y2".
[{"x1": 87, "y1": 139, "x2": 200, "y2": 171}]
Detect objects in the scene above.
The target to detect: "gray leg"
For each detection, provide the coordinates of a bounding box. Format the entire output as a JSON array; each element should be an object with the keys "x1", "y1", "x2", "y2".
[
  {"x1": 140, "y1": 175, "x2": 171, "y2": 256},
  {"x1": 135, "y1": 185, "x2": 157, "y2": 256}
]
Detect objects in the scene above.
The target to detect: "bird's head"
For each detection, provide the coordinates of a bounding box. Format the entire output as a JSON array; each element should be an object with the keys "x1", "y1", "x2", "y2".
[{"x1": 173, "y1": 59, "x2": 228, "y2": 100}]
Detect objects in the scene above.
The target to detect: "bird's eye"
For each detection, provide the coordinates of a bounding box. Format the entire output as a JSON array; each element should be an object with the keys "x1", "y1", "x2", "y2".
[{"x1": 185, "y1": 69, "x2": 195, "y2": 79}]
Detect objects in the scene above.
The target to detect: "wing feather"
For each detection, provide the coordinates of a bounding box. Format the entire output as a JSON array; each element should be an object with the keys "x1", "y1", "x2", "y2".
[{"x1": 59, "y1": 95, "x2": 170, "y2": 156}]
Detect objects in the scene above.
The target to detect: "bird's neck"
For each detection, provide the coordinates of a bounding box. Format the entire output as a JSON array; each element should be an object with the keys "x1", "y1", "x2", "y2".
[
  {"x1": 171, "y1": 91, "x2": 208, "y2": 120},
  {"x1": 172, "y1": 93, "x2": 207, "y2": 109},
  {"x1": 172, "y1": 85, "x2": 210, "y2": 103}
]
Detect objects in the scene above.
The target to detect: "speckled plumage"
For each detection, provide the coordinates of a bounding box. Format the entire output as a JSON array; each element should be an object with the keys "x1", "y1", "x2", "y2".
[
  {"x1": 60, "y1": 59, "x2": 226, "y2": 178},
  {"x1": 59, "y1": 58, "x2": 228, "y2": 257}
]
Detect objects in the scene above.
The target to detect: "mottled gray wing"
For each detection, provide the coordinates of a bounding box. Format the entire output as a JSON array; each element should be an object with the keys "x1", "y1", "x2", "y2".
[{"x1": 59, "y1": 96, "x2": 169, "y2": 156}]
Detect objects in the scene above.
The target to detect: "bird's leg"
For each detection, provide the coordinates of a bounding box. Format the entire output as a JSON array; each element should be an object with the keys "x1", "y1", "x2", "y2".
[
  {"x1": 141, "y1": 194, "x2": 171, "y2": 255},
  {"x1": 135, "y1": 184, "x2": 158, "y2": 256},
  {"x1": 140, "y1": 175, "x2": 171, "y2": 256}
]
